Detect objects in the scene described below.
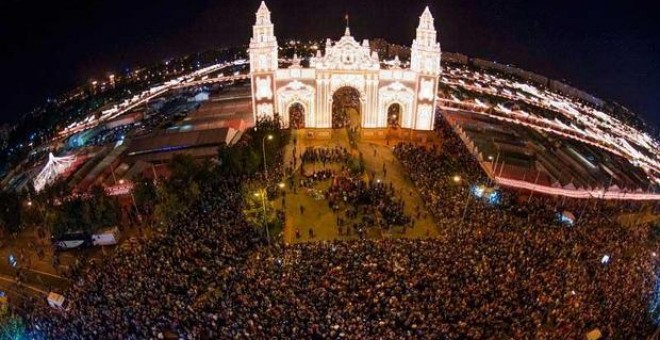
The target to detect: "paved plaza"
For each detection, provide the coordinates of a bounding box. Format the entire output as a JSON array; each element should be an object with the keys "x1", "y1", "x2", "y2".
[{"x1": 279, "y1": 128, "x2": 439, "y2": 244}]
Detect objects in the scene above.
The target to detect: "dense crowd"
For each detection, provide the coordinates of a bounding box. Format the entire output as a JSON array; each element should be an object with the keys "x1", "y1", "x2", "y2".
[
  {"x1": 15, "y1": 114, "x2": 659, "y2": 339},
  {"x1": 25, "y1": 175, "x2": 264, "y2": 339},
  {"x1": 222, "y1": 231, "x2": 657, "y2": 338},
  {"x1": 326, "y1": 176, "x2": 411, "y2": 231},
  {"x1": 302, "y1": 146, "x2": 350, "y2": 165},
  {"x1": 388, "y1": 115, "x2": 659, "y2": 338}
]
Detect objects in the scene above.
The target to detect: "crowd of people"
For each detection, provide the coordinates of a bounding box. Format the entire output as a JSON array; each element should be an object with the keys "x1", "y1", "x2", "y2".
[
  {"x1": 24, "y1": 174, "x2": 264, "y2": 339},
  {"x1": 218, "y1": 219, "x2": 657, "y2": 338},
  {"x1": 301, "y1": 146, "x2": 350, "y2": 165},
  {"x1": 326, "y1": 176, "x2": 411, "y2": 232},
  {"x1": 13, "y1": 114, "x2": 658, "y2": 339},
  {"x1": 387, "y1": 114, "x2": 659, "y2": 338}
]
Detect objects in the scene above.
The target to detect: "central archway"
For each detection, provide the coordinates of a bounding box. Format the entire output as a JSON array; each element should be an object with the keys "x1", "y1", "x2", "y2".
[
  {"x1": 288, "y1": 102, "x2": 305, "y2": 129},
  {"x1": 331, "y1": 86, "x2": 361, "y2": 129}
]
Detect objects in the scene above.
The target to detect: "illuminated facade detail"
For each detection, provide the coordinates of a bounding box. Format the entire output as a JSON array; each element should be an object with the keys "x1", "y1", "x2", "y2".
[
  {"x1": 249, "y1": 1, "x2": 278, "y2": 120},
  {"x1": 255, "y1": 76, "x2": 273, "y2": 100},
  {"x1": 257, "y1": 103, "x2": 274, "y2": 117},
  {"x1": 249, "y1": 3, "x2": 441, "y2": 130},
  {"x1": 419, "y1": 79, "x2": 435, "y2": 101},
  {"x1": 415, "y1": 104, "x2": 433, "y2": 130},
  {"x1": 33, "y1": 152, "x2": 76, "y2": 192}
]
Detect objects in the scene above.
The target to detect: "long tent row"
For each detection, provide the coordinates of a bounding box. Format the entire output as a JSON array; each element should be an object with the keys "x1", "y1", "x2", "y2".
[
  {"x1": 443, "y1": 110, "x2": 657, "y2": 199},
  {"x1": 437, "y1": 64, "x2": 660, "y2": 182}
]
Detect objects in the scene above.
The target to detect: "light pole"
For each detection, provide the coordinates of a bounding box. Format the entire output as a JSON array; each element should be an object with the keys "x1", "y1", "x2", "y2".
[
  {"x1": 460, "y1": 189, "x2": 471, "y2": 230},
  {"x1": 120, "y1": 179, "x2": 143, "y2": 223},
  {"x1": 262, "y1": 134, "x2": 274, "y2": 179},
  {"x1": 256, "y1": 189, "x2": 270, "y2": 244}
]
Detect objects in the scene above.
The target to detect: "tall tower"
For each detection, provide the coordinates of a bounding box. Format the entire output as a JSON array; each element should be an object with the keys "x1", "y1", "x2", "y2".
[
  {"x1": 249, "y1": 1, "x2": 279, "y2": 123},
  {"x1": 410, "y1": 6, "x2": 441, "y2": 130}
]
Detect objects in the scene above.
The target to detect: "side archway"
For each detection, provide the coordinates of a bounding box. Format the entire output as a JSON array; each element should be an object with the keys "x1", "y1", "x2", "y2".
[
  {"x1": 288, "y1": 102, "x2": 306, "y2": 129},
  {"x1": 378, "y1": 82, "x2": 415, "y2": 128},
  {"x1": 276, "y1": 80, "x2": 315, "y2": 128},
  {"x1": 387, "y1": 103, "x2": 402, "y2": 128}
]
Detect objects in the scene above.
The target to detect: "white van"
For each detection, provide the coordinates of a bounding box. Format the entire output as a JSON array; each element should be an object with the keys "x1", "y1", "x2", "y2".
[
  {"x1": 52, "y1": 232, "x2": 91, "y2": 250},
  {"x1": 92, "y1": 227, "x2": 121, "y2": 246}
]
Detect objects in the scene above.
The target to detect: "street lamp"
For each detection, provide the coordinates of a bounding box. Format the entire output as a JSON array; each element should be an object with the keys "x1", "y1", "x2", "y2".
[
  {"x1": 122, "y1": 179, "x2": 142, "y2": 223},
  {"x1": 256, "y1": 189, "x2": 270, "y2": 244},
  {"x1": 452, "y1": 175, "x2": 461, "y2": 183},
  {"x1": 262, "y1": 134, "x2": 274, "y2": 179}
]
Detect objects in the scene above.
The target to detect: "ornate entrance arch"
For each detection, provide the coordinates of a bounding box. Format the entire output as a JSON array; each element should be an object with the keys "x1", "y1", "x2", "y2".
[
  {"x1": 331, "y1": 86, "x2": 362, "y2": 128},
  {"x1": 249, "y1": 3, "x2": 441, "y2": 131},
  {"x1": 288, "y1": 102, "x2": 306, "y2": 129}
]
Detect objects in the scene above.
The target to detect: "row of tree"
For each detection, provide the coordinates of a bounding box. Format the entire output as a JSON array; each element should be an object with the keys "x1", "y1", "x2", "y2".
[{"x1": 0, "y1": 182, "x2": 119, "y2": 239}]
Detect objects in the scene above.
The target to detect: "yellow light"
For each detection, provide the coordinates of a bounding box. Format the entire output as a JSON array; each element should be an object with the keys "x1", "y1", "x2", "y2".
[
  {"x1": 278, "y1": 182, "x2": 285, "y2": 188},
  {"x1": 119, "y1": 179, "x2": 125, "y2": 185},
  {"x1": 267, "y1": 135, "x2": 274, "y2": 140},
  {"x1": 452, "y1": 175, "x2": 461, "y2": 183}
]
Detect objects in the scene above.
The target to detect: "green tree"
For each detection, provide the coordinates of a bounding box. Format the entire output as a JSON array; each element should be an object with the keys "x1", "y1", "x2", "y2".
[
  {"x1": 50, "y1": 197, "x2": 87, "y2": 237},
  {"x1": 217, "y1": 116, "x2": 288, "y2": 176},
  {"x1": 0, "y1": 190, "x2": 21, "y2": 235},
  {"x1": 132, "y1": 175, "x2": 158, "y2": 215},
  {"x1": 87, "y1": 185, "x2": 119, "y2": 230},
  {"x1": 153, "y1": 155, "x2": 205, "y2": 223}
]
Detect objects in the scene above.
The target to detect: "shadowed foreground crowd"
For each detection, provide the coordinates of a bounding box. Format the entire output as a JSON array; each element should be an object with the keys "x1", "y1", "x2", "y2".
[{"x1": 18, "y1": 117, "x2": 659, "y2": 339}]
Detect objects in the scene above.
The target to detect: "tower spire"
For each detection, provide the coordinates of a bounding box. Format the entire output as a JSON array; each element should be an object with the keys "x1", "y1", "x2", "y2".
[{"x1": 344, "y1": 13, "x2": 350, "y2": 36}]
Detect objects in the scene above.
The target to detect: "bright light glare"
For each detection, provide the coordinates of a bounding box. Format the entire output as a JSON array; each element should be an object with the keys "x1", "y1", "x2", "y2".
[{"x1": 601, "y1": 255, "x2": 610, "y2": 264}]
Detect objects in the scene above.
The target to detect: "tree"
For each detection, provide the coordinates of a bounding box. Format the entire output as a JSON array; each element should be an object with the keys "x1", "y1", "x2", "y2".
[
  {"x1": 0, "y1": 190, "x2": 21, "y2": 235},
  {"x1": 50, "y1": 197, "x2": 87, "y2": 237},
  {"x1": 153, "y1": 155, "x2": 206, "y2": 223},
  {"x1": 132, "y1": 175, "x2": 158, "y2": 215},
  {"x1": 217, "y1": 116, "x2": 288, "y2": 176},
  {"x1": 87, "y1": 185, "x2": 119, "y2": 230}
]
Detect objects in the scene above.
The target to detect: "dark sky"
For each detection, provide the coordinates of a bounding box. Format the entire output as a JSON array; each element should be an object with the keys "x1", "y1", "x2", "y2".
[{"x1": 0, "y1": 0, "x2": 658, "y2": 126}]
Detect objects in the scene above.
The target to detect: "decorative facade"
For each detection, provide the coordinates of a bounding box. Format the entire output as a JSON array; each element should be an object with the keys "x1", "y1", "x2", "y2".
[{"x1": 249, "y1": 2, "x2": 441, "y2": 131}]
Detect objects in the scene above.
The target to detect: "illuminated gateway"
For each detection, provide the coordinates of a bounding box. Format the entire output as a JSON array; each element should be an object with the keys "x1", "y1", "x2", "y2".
[{"x1": 248, "y1": 2, "x2": 441, "y2": 130}]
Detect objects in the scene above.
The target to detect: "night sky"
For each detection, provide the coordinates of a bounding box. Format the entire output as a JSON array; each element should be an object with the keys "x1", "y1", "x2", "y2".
[{"x1": 0, "y1": 0, "x2": 658, "y2": 126}]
